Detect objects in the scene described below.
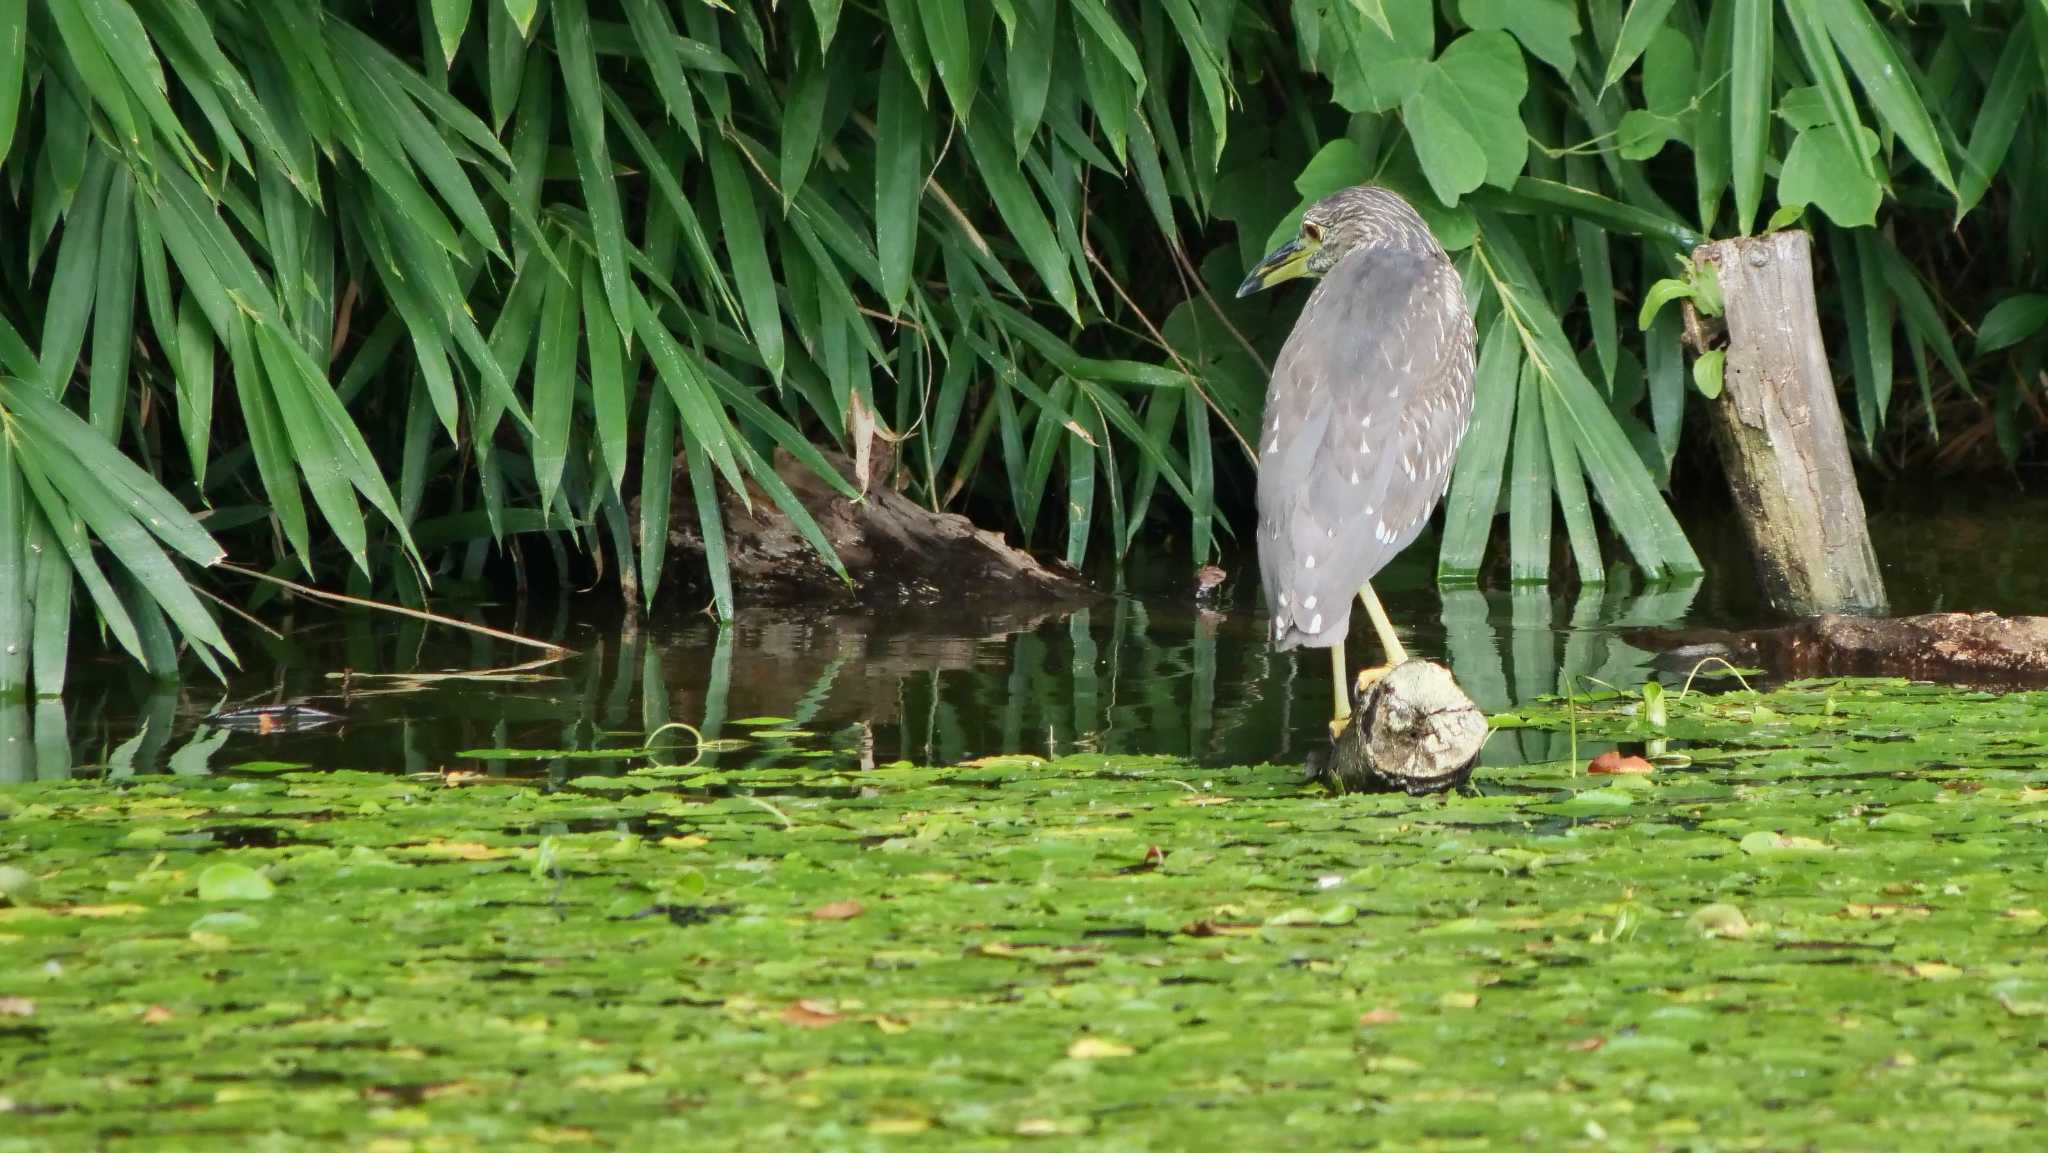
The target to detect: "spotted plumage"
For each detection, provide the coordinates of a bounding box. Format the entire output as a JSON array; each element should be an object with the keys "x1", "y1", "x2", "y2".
[{"x1": 1241, "y1": 186, "x2": 1476, "y2": 652}]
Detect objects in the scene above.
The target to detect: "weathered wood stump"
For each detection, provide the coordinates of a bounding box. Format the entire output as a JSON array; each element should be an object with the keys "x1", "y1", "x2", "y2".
[
  {"x1": 1694, "y1": 232, "x2": 1887, "y2": 616},
  {"x1": 1312, "y1": 661, "x2": 1489, "y2": 795},
  {"x1": 1634, "y1": 611, "x2": 2048, "y2": 688}
]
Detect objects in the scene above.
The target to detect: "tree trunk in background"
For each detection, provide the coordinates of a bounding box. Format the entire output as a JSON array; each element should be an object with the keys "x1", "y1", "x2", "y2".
[{"x1": 1695, "y1": 231, "x2": 1888, "y2": 616}]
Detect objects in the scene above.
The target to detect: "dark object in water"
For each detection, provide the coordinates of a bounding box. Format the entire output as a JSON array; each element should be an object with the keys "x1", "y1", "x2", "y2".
[
  {"x1": 204, "y1": 704, "x2": 345, "y2": 734},
  {"x1": 1310, "y1": 661, "x2": 1488, "y2": 795},
  {"x1": 1632, "y1": 612, "x2": 2048, "y2": 688},
  {"x1": 657, "y1": 445, "x2": 1097, "y2": 608}
]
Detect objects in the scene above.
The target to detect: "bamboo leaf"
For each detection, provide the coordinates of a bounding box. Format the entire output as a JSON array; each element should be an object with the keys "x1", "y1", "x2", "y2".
[
  {"x1": 1729, "y1": 0, "x2": 1770, "y2": 235},
  {"x1": 553, "y1": 0, "x2": 635, "y2": 347},
  {"x1": 708, "y1": 136, "x2": 784, "y2": 385},
  {"x1": 876, "y1": 46, "x2": 924, "y2": 317},
  {"x1": 0, "y1": 0, "x2": 24, "y2": 164},
  {"x1": 1817, "y1": 0, "x2": 1957, "y2": 198},
  {"x1": 1958, "y1": 31, "x2": 2035, "y2": 218},
  {"x1": 919, "y1": 0, "x2": 976, "y2": 122},
  {"x1": 533, "y1": 246, "x2": 581, "y2": 515},
  {"x1": 1507, "y1": 361, "x2": 1552, "y2": 583},
  {"x1": 681, "y1": 429, "x2": 733, "y2": 620},
  {"x1": 638, "y1": 387, "x2": 675, "y2": 608},
  {"x1": 431, "y1": 0, "x2": 471, "y2": 64},
  {"x1": 1600, "y1": 0, "x2": 1676, "y2": 93},
  {"x1": 1438, "y1": 313, "x2": 1518, "y2": 578},
  {"x1": 584, "y1": 258, "x2": 629, "y2": 496}
]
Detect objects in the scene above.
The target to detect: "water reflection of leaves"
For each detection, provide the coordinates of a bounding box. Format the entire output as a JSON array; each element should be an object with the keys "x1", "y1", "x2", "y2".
[{"x1": 43, "y1": 576, "x2": 1707, "y2": 777}]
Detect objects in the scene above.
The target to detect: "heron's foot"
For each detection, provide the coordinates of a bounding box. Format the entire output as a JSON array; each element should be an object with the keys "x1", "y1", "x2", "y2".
[{"x1": 1354, "y1": 663, "x2": 1393, "y2": 702}]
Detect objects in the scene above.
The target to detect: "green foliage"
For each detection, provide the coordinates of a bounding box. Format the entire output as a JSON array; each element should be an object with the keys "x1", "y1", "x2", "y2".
[{"x1": 0, "y1": 0, "x2": 2044, "y2": 691}]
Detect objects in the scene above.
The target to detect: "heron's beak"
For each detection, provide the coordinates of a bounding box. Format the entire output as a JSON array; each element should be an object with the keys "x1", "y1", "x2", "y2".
[{"x1": 1236, "y1": 236, "x2": 1317, "y2": 298}]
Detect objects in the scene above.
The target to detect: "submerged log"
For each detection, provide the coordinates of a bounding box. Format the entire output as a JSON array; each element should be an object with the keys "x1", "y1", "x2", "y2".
[
  {"x1": 1633, "y1": 612, "x2": 2048, "y2": 687},
  {"x1": 1313, "y1": 661, "x2": 1489, "y2": 795},
  {"x1": 1695, "y1": 232, "x2": 1887, "y2": 616},
  {"x1": 654, "y1": 446, "x2": 1096, "y2": 608}
]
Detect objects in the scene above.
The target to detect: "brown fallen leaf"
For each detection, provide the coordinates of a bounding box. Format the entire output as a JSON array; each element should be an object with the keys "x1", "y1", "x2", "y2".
[
  {"x1": 1588, "y1": 750, "x2": 1654, "y2": 775},
  {"x1": 0, "y1": 998, "x2": 33, "y2": 1018},
  {"x1": 61, "y1": 904, "x2": 146, "y2": 919},
  {"x1": 1178, "y1": 920, "x2": 1261, "y2": 938},
  {"x1": 140, "y1": 1005, "x2": 173, "y2": 1025},
  {"x1": 1842, "y1": 903, "x2": 1933, "y2": 920},
  {"x1": 812, "y1": 900, "x2": 865, "y2": 921},
  {"x1": 1905, "y1": 961, "x2": 1962, "y2": 981},
  {"x1": 781, "y1": 1000, "x2": 842, "y2": 1028},
  {"x1": 1357, "y1": 1007, "x2": 1402, "y2": 1026},
  {"x1": 401, "y1": 840, "x2": 515, "y2": 861},
  {"x1": 1565, "y1": 1036, "x2": 1605, "y2": 1053},
  {"x1": 1066, "y1": 1036, "x2": 1135, "y2": 1060}
]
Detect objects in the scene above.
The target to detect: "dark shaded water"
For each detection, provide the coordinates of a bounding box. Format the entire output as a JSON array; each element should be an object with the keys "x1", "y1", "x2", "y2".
[{"x1": 6, "y1": 487, "x2": 2042, "y2": 783}]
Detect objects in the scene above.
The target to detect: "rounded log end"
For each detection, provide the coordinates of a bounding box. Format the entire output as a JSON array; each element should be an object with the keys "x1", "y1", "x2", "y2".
[{"x1": 1312, "y1": 660, "x2": 1488, "y2": 795}]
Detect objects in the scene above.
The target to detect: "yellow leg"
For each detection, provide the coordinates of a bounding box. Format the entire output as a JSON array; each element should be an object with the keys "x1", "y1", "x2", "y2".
[
  {"x1": 1329, "y1": 641, "x2": 1350, "y2": 739},
  {"x1": 1358, "y1": 581, "x2": 1409, "y2": 666}
]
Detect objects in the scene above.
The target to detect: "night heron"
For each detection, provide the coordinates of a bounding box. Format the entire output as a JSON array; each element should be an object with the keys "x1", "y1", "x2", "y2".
[{"x1": 1236, "y1": 186, "x2": 1476, "y2": 737}]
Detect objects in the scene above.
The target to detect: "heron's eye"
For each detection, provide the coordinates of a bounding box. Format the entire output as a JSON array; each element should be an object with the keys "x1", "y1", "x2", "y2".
[{"x1": 1302, "y1": 221, "x2": 1324, "y2": 243}]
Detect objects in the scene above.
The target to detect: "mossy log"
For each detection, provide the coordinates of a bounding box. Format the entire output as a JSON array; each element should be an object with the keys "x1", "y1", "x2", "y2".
[
  {"x1": 1313, "y1": 660, "x2": 1488, "y2": 795},
  {"x1": 1694, "y1": 232, "x2": 1887, "y2": 616},
  {"x1": 1636, "y1": 611, "x2": 2048, "y2": 688}
]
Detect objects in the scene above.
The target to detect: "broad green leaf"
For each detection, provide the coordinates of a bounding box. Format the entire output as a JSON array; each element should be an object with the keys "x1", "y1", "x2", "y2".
[
  {"x1": 1777, "y1": 124, "x2": 1880, "y2": 227},
  {"x1": 1404, "y1": 31, "x2": 1529, "y2": 205},
  {"x1": 1461, "y1": 0, "x2": 1579, "y2": 76},
  {"x1": 1692, "y1": 348, "x2": 1724, "y2": 399},
  {"x1": 1782, "y1": 0, "x2": 1873, "y2": 185},
  {"x1": 1975, "y1": 294, "x2": 2048, "y2": 355}
]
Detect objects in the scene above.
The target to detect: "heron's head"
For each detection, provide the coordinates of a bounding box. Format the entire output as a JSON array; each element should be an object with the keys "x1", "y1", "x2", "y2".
[{"x1": 1235, "y1": 186, "x2": 1436, "y2": 298}]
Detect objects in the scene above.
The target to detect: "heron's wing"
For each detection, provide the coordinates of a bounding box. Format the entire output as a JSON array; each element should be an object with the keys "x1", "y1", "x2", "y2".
[{"x1": 1257, "y1": 248, "x2": 1474, "y2": 650}]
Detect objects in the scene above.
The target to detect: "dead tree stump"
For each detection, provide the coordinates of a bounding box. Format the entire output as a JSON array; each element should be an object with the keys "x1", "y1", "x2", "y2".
[
  {"x1": 1313, "y1": 661, "x2": 1488, "y2": 795},
  {"x1": 1694, "y1": 232, "x2": 1887, "y2": 616}
]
